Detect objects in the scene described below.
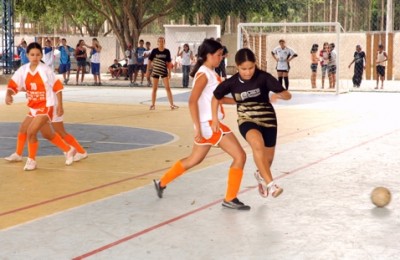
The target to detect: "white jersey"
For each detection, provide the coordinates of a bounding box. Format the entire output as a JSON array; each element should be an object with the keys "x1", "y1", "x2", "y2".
[
  {"x1": 90, "y1": 48, "x2": 101, "y2": 64},
  {"x1": 272, "y1": 46, "x2": 297, "y2": 71},
  {"x1": 193, "y1": 65, "x2": 224, "y2": 123},
  {"x1": 328, "y1": 49, "x2": 337, "y2": 66}
]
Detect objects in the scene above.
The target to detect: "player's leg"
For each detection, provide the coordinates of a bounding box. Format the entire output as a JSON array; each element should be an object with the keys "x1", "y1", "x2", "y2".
[
  {"x1": 153, "y1": 144, "x2": 211, "y2": 198},
  {"x1": 162, "y1": 76, "x2": 178, "y2": 109},
  {"x1": 52, "y1": 121, "x2": 87, "y2": 161},
  {"x1": 150, "y1": 76, "x2": 159, "y2": 109},
  {"x1": 5, "y1": 116, "x2": 32, "y2": 162},
  {"x1": 282, "y1": 71, "x2": 289, "y2": 90},
  {"x1": 218, "y1": 132, "x2": 250, "y2": 210}
]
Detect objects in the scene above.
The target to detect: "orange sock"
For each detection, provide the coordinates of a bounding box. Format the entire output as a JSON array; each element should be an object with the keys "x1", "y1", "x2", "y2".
[
  {"x1": 27, "y1": 141, "x2": 39, "y2": 160},
  {"x1": 63, "y1": 134, "x2": 86, "y2": 153},
  {"x1": 50, "y1": 133, "x2": 70, "y2": 152},
  {"x1": 160, "y1": 160, "x2": 185, "y2": 187},
  {"x1": 225, "y1": 167, "x2": 243, "y2": 202},
  {"x1": 16, "y1": 133, "x2": 27, "y2": 156}
]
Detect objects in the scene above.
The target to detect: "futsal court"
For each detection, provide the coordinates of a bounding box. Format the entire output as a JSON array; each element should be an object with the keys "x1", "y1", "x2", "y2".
[{"x1": 1, "y1": 79, "x2": 400, "y2": 259}]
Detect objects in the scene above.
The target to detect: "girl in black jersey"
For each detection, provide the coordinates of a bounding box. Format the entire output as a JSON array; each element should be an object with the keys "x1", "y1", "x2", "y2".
[
  {"x1": 146, "y1": 37, "x2": 179, "y2": 110},
  {"x1": 212, "y1": 48, "x2": 291, "y2": 198}
]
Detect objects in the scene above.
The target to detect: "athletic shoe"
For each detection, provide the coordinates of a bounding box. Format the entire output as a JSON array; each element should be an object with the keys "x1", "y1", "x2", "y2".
[
  {"x1": 65, "y1": 147, "x2": 76, "y2": 166},
  {"x1": 254, "y1": 170, "x2": 268, "y2": 197},
  {"x1": 5, "y1": 152, "x2": 23, "y2": 162},
  {"x1": 222, "y1": 198, "x2": 251, "y2": 210},
  {"x1": 153, "y1": 179, "x2": 166, "y2": 198},
  {"x1": 267, "y1": 182, "x2": 283, "y2": 198},
  {"x1": 24, "y1": 158, "x2": 37, "y2": 171},
  {"x1": 73, "y1": 152, "x2": 88, "y2": 162}
]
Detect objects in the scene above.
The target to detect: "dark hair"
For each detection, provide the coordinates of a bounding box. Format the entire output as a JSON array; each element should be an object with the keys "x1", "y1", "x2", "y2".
[
  {"x1": 190, "y1": 38, "x2": 222, "y2": 77},
  {"x1": 311, "y1": 44, "x2": 319, "y2": 53},
  {"x1": 235, "y1": 48, "x2": 256, "y2": 65},
  {"x1": 77, "y1": 39, "x2": 84, "y2": 47},
  {"x1": 27, "y1": 42, "x2": 43, "y2": 54},
  {"x1": 330, "y1": 43, "x2": 335, "y2": 49}
]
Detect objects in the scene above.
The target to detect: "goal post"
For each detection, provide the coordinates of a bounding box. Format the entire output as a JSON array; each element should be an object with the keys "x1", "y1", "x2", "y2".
[{"x1": 237, "y1": 22, "x2": 346, "y2": 94}]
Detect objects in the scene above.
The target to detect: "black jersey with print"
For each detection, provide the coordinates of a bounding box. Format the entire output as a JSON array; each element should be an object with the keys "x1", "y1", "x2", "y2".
[
  {"x1": 214, "y1": 69, "x2": 285, "y2": 128},
  {"x1": 149, "y1": 48, "x2": 171, "y2": 76}
]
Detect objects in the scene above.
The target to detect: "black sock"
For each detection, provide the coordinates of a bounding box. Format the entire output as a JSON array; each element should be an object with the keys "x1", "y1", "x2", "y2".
[
  {"x1": 278, "y1": 77, "x2": 283, "y2": 86},
  {"x1": 284, "y1": 77, "x2": 289, "y2": 90}
]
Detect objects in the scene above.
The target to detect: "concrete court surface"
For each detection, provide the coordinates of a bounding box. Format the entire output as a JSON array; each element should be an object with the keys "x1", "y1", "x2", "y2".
[{"x1": 1, "y1": 82, "x2": 400, "y2": 259}]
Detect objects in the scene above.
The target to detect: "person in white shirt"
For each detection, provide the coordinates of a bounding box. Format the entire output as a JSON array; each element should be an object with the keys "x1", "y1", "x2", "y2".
[
  {"x1": 177, "y1": 43, "x2": 194, "y2": 88},
  {"x1": 271, "y1": 39, "x2": 298, "y2": 90},
  {"x1": 43, "y1": 39, "x2": 54, "y2": 71},
  {"x1": 375, "y1": 44, "x2": 388, "y2": 89}
]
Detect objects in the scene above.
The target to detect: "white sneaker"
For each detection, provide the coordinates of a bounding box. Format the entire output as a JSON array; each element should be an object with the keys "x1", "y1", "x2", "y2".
[
  {"x1": 24, "y1": 158, "x2": 37, "y2": 171},
  {"x1": 5, "y1": 153, "x2": 23, "y2": 162},
  {"x1": 73, "y1": 152, "x2": 88, "y2": 162},
  {"x1": 254, "y1": 170, "x2": 268, "y2": 198},
  {"x1": 65, "y1": 147, "x2": 76, "y2": 166}
]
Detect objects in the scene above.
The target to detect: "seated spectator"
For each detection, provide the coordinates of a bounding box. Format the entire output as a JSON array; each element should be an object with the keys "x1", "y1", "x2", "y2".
[{"x1": 108, "y1": 59, "x2": 122, "y2": 79}]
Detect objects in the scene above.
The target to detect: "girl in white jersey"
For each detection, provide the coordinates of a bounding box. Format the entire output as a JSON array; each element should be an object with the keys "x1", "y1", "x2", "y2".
[{"x1": 153, "y1": 39, "x2": 250, "y2": 210}]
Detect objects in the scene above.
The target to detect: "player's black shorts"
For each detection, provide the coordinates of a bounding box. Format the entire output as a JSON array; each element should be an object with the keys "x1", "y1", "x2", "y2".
[
  {"x1": 239, "y1": 122, "x2": 277, "y2": 147},
  {"x1": 311, "y1": 63, "x2": 318, "y2": 73}
]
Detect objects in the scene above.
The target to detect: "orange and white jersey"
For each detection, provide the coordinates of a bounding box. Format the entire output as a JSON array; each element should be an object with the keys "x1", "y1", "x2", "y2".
[
  {"x1": 7, "y1": 63, "x2": 63, "y2": 110},
  {"x1": 193, "y1": 65, "x2": 224, "y2": 123}
]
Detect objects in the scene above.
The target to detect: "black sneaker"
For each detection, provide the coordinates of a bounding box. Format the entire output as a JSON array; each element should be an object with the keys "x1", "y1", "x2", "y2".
[
  {"x1": 153, "y1": 179, "x2": 166, "y2": 198},
  {"x1": 222, "y1": 198, "x2": 251, "y2": 210}
]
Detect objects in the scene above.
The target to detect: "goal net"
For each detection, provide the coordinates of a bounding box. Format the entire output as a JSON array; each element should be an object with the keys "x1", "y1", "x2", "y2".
[{"x1": 238, "y1": 22, "x2": 347, "y2": 93}]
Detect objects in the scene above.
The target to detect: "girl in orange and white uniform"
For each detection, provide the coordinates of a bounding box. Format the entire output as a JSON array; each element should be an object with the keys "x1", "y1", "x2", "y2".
[
  {"x1": 5, "y1": 42, "x2": 76, "y2": 171},
  {"x1": 153, "y1": 39, "x2": 250, "y2": 210}
]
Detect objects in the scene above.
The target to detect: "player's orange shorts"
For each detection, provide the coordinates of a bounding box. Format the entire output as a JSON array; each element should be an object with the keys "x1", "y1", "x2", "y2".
[
  {"x1": 28, "y1": 106, "x2": 54, "y2": 121},
  {"x1": 195, "y1": 121, "x2": 232, "y2": 146}
]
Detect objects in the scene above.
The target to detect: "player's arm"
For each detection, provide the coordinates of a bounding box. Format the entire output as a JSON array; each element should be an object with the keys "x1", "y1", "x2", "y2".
[
  {"x1": 5, "y1": 88, "x2": 15, "y2": 105},
  {"x1": 56, "y1": 91, "x2": 64, "y2": 117}
]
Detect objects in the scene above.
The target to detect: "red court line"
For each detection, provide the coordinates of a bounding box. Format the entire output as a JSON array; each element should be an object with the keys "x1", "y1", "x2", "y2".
[
  {"x1": 0, "y1": 119, "x2": 353, "y2": 218},
  {"x1": 72, "y1": 128, "x2": 400, "y2": 259}
]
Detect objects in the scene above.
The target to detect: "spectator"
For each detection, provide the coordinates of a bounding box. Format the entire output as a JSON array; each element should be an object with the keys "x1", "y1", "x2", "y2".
[
  {"x1": 348, "y1": 44, "x2": 366, "y2": 88},
  {"x1": 125, "y1": 44, "x2": 137, "y2": 87},
  {"x1": 310, "y1": 44, "x2": 319, "y2": 89},
  {"x1": 85, "y1": 38, "x2": 102, "y2": 86},
  {"x1": 17, "y1": 40, "x2": 29, "y2": 66},
  {"x1": 57, "y1": 38, "x2": 74, "y2": 85},
  {"x1": 43, "y1": 39, "x2": 55, "y2": 70},
  {"x1": 215, "y1": 38, "x2": 228, "y2": 80},
  {"x1": 108, "y1": 59, "x2": 122, "y2": 79},
  {"x1": 75, "y1": 39, "x2": 87, "y2": 85},
  {"x1": 177, "y1": 43, "x2": 194, "y2": 88},
  {"x1": 327, "y1": 43, "x2": 337, "y2": 89},
  {"x1": 319, "y1": 42, "x2": 330, "y2": 89},
  {"x1": 134, "y1": 39, "x2": 147, "y2": 85},
  {"x1": 143, "y1": 41, "x2": 152, "y2": 87},
  {"x1": 375, "y1": 44, "x2": 388, "y2": 90}
]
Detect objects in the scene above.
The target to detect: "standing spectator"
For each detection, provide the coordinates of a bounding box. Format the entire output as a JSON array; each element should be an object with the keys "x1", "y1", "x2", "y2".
[
  {"x1": 146, "y1": 36, "x2": 179, "y2": 110},
  {"x1": 177, "y1": 43, "x2": 194, "y2": 88},
  {"x1": 215, "y1": 38, "x2": 228, "y2": 80},
  {"x1": 348, "y1": 44, "x2": 366, "y2": 88},
  {"x1": 143, "y1": 41, "x2": 152, "y2": 87},
  {"x1": 85, "y1": 38, "x2": 102, "y2": 86},
  {"x1": 17, "y1": 40, "x2": 29, "y2": 66},
  {"x1": 43, "y1": 39, "x2": 55, "y2": 71},
  {"x1": 271, "y1": 39, "x2": 298, "y2": 90},
  {"x1": 75, "y1": 39, "x2": 87, "y2": 85},
  {"x1": 327, "y1": 43, "x2": 337, "y2": 89},
  {"x1": 319, "y1": 42, "x2": 330, "y2": 89},
  {"x1": 108, "y1": 59, "x2": 122, "y2": 79},
  {"x1": 125, "y1": 44, "x2": 137, "y2": 87},
  {"x1": 310, "y1": 44, "x2": 319, "y2": 89},
  {"x1": 134, "y1": 39, "x2": 147, "y2": 85},
  {"x1": 375, "y1": 44, "x2": 388, "y2": 90},
  {"x1": 57, "y1": 38, "x2": 74, "y2": 85}
]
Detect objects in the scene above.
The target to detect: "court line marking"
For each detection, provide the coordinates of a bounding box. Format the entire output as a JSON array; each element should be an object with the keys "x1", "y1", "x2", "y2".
[
  {"x1": 0, "y1": 121, "x2": 344, "y2": 217},
  {"x1": 0, "y1": 117, "x2": 356, "y2": 218},
  {"x1": 72, "y1": 127, "x2": 400, "y2": 259}
]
